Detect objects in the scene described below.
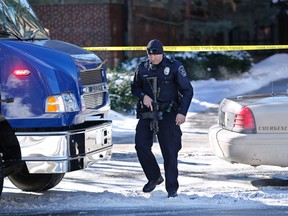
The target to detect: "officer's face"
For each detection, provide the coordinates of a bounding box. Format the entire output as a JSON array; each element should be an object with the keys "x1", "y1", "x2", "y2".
[{"x1": 147, "y1": 53, "x2": 163, "y2": 65}]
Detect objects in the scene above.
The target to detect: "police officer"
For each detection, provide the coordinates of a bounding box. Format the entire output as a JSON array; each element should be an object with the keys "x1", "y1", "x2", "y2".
[{"x1": 131, "y1": 39, "x2": 193, "y2": 198}]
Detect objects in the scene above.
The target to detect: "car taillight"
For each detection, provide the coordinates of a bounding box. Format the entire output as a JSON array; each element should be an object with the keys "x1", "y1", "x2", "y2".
[
  {"x1": 13, "y1": 69, "x2": 31, "y2": 76},
  {"x1": 234, "y1": 107, "x2": 256, "y2": 131}
]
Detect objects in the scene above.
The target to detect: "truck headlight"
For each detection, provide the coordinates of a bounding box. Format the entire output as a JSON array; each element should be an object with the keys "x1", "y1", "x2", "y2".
[{"x1": 45, "y1": 93, "x2": 80, "y2": 113}]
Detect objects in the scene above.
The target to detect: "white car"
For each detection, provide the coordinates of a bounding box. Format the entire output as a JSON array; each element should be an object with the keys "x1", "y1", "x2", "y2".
[{"x1": 209, "y1": 93, "x2": 288, "y2": 167}]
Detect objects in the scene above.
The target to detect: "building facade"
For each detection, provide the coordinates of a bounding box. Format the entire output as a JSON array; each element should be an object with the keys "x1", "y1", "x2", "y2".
[{"x1": 30, "y1": 0, "x2": 285, "y2": 67}]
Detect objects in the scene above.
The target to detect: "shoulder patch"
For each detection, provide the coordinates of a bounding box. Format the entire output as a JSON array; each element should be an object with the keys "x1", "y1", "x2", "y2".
[{"x1": 178, "y1": 65, "x2": 187, "y2": 77}]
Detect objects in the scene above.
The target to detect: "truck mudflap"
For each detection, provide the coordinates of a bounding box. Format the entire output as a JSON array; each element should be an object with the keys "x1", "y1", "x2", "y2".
[{"x1": 14, "y1": 120, "x2": 112, "y2": 174}]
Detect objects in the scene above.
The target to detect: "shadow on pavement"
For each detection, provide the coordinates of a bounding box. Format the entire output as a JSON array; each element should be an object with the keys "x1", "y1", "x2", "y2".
[{"x1": 251, "y1": 178, "x2": 288, "y2": 188}]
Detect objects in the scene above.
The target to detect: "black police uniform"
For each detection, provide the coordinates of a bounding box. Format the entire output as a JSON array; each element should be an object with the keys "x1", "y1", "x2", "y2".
[{"x1": 131, "y1": 55, "x2": 193, "y2": 194}]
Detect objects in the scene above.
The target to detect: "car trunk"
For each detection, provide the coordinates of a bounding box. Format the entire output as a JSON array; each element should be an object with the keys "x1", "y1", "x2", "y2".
[{"x1": 219, "y1": 94, "x2": 288, "y2": 134}]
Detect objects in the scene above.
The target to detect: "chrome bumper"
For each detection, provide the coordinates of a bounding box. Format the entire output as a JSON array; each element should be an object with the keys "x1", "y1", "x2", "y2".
[
  {"x1": 16, "y1": 120, "x2": 112, "y2": 173},
  {"x1": 209, "y1": 124, "x2": 288, "y2": 167}
]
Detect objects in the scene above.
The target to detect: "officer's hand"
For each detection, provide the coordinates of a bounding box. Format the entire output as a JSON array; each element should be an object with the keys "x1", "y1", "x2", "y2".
[
  {"x1": 176, "y1": 114, "x2": 186, "y2": 125},
  {"x1": 143, "y1": 95, "x2": 153, "y2": 111}
]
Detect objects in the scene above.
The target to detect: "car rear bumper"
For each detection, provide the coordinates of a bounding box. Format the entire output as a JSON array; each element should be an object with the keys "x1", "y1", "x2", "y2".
[
  {"x1": 209, "y1": 125, "x2": 288, "y2": 167},
  {"x1": 15, "y1": 120, "x2": 112, "y2": 173}
]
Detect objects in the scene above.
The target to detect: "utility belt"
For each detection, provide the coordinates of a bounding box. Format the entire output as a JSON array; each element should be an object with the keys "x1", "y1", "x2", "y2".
[
  {"x1": 136, "y1": 100, "x2": 179, "y2": 119},
  {"x1": 159, "y1": 101, "x2": 180, "y2": 113}
]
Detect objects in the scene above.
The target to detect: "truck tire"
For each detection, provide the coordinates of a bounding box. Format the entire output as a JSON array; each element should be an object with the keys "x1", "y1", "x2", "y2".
[
  {"x1": 0, "y1": 155, "x2": 3, "y2": 196},
  {"x1": 8, "y1": 165, "x2": 64, "y2": 192}
]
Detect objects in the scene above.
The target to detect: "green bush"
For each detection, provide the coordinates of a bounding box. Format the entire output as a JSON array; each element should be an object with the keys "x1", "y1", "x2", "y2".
[
  {"x1": 172, "y1": 51, "x2": 253, "y2": 80},
  {"x1": 107, "y1": 69, "x2": 138, "y2": 113}
]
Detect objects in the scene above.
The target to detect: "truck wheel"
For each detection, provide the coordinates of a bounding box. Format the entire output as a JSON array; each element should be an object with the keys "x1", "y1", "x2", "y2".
[
  {"x1": 0, "y1": 155, "x2": 3, "y2": 196},
  {"x1": 8, "y1": 165, "x2": 64, "y2": 192}
]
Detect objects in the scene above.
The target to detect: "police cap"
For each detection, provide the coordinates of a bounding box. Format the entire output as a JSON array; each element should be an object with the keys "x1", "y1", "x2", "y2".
[{"x1": 147, "y1": 39, "x2": 163, "y2": 55}]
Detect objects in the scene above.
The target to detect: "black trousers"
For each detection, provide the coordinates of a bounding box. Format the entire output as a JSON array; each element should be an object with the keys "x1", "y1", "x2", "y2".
[{"x1": 135, "y1": 111, "x2": 182, "y2": 193}]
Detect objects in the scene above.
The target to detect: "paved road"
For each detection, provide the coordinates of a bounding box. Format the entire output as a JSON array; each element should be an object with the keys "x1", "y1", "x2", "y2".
[{"x1": 15, "y1": 206, "x2": 288, "y2": 216}]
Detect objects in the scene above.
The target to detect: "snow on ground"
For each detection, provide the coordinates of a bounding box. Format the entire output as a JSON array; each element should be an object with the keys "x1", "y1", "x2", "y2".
[{"x1": 1, "y1": 54, "x2": 288, "y2": 214}]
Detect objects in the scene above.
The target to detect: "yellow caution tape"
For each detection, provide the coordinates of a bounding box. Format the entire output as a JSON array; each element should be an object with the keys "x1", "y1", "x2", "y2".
[
  {"x1": 84, "y1": 46, "x2": 146, "y2": 51},
  {"x1": 84, "y1": 45, "x2": 288, "y2": 52},
  {"x1": 80, "y1": 59, "x2": 107, "y2": 71}
]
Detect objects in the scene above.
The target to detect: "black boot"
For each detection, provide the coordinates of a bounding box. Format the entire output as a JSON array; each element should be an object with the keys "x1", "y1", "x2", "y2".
[
  {"x1": 167, "y1": 191, "x2": 178, "y2": 198},
  {"x1": 142, "y1": 176, "x2": 164, "y2": 193}
]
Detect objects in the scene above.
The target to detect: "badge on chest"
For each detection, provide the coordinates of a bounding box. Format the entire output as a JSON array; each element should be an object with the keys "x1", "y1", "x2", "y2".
[{"x1": 164, "y1": 67, "x2": 170, "y2": 75}]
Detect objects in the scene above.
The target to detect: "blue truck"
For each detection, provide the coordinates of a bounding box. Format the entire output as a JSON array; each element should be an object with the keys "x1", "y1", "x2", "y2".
[{"x1": 0, "y1": 0, "x2": 112, "y2": 195}]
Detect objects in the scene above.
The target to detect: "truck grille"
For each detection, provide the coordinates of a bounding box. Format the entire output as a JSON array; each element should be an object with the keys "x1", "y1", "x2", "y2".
[
  {"x1": 80, "y1": 69, "x2": 104, "y2": 85},
  {"x1": 83, "y1": 93, "x2": 104, "y2": 108},
  {"x1": 80, "y1": 68, "x2": 107, "y2": 108}
]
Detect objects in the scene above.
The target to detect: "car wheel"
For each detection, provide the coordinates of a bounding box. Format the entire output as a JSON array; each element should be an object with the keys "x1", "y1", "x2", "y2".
[
  {"x1": 8, "y1": 165, "x2": 64, "y2": 192},
  {"x1": 0, "y1": 155, "x2": 3, "y2": 196}
]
